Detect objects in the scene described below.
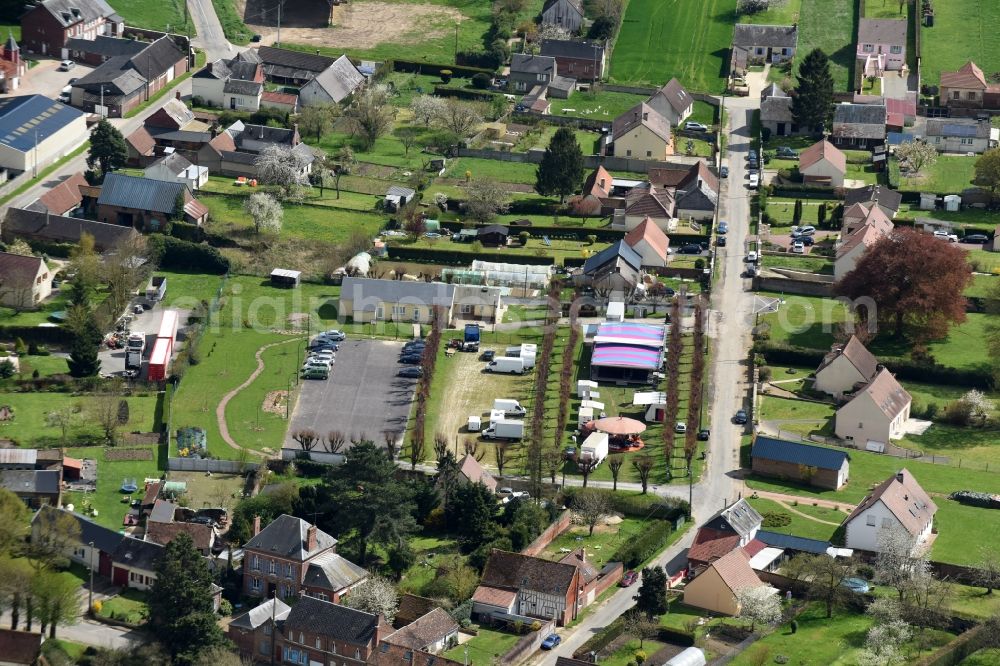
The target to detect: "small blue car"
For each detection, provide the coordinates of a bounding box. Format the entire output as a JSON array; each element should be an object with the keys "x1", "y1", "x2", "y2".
[{"x1": 541, "y1": 634, "x2": 561, "y2": 650}]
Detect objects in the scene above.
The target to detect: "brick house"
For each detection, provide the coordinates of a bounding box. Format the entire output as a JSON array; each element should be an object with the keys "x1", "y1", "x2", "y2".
[
  {"x1": 242, "y1": 514, "x2": 368, "y2": 602},
  {"x1": 687, "y1": 499, "x2": 762, "y2": 574},
  {"x1": 472, "y1": 550, "x2": 583, "y2": 626},
  {"x1": 540, "y1": 39, "x2": 605, "y2": 82},
  {"x1": 20, "y1": 0, "x2": 123, "y2": 58},
  {"x1": 96, "y1": 172, "x2": 208, "y2": 230},
  {"x1": 229, "y1": 597, "x2": 291, "y2": 661},
  {"x1": 276, "y1": 595, "x2": 390, "y2": 666},
  {"x1": 940, "y1": 61, "x2": 1000, "y2": 109},
  {"x1": 751, "y1": 436, "x2": 850, "y2": 490}
]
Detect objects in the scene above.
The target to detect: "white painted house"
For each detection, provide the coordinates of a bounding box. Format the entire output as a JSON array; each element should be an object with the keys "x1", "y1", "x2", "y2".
[
  {"x1": 843, "y1": 469, "x2": 937, "y2": 554},
  {"x1": 834, "y1": 368, "x2": 911, "y2": 449},
  {"x1": 144, "y1": 153, "x2": 209, "y2": 190},
  {"x1": 814, "y1": 336, "x2": 879, "y2": 397}
]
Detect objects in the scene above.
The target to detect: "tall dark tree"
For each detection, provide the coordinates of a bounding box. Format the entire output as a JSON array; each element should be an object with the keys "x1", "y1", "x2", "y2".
[
  {"x1": 634, "y1": 566, "x2": 669, "y2": 618},
  {"x1": 148, "y1": 533, "x2": 224, "y2": 665},
  {"x1": 86, "y1": 119, "x2": 128, "y2": 179},
  {"x1": 447, "y1": 482, "x2": 499, "y2": 550},
  {"x1": 66, "y1": 315, "x2": 102, "y2": 378},
  {"x1": 792, "y1": 48, "x2": 834, "y2": 132},
  {"x1": 535, "y1": 127, "x2": 584, "y2": 203}
]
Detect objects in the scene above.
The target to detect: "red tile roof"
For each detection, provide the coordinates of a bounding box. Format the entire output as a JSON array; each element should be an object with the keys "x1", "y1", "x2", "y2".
[
  {"x1": 37, "y1": 172, "x2": 87, "y2": 215},
  {"x1": 584, "y1": 165, "x2": 613, "y2": 198},
  {"x1": 262, "y1": 90, "x2": 298, "y2": 106},
  {"x1": 624, "y1": 216, "x2": 670, "y2": 262},
  {"x1": 940, "y1": 61, "x2": 987, "y2": 89},
  {"x1": 126, "y1": 126, "x2": 156, "y2": 156},
  {"x1": 742, "y1": 538, "x2": 768, "y2": 558},
  {"x1": 799, "y1": 139, "x2": 846, "y2": 173},
  {"x1": 0, "y1": 629, "x2": 41, "y2": 665},
  {"x1": 710, "y1": 549, "x2": 763, "y2": 592},
  {"x1": 688, "y1": 526, "x2": 741, "y2": 565},
  {"x1": 471, "y1": 585, "x2": 516, "y2": 609}
]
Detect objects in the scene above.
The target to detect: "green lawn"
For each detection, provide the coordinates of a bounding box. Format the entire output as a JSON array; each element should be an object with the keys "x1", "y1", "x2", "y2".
[
  {"x1": 898, "y1": 206, "x2": 1000, "y2": 234},
  {"x1": 443, "y1": 157, "x2": 539, "y2": 185},
  {"x1": 747, "y1": 497, "x2": 840, "y2": 542},
  {"x1": 394, "y1": 235, "x2": 596, "y2": 265},
  {"x1": 899, "y1": 155, "x2": 978, "y2": 193},
  {"x1": 63, "y1": 445, "x2": 166, "y2": 531},
  {"x1": 739, "y1": 0, "x2": 801, "y2": 26},
  {"x1": 762, "y1": 253, "x2": 834, "y2": 274},
  {"x1": 107, "y1": 0, "x2": 194, "y2": 34},
  {"x1": 795, "y1": 0, "x2": 858, "y2": 91},
  {"x1": 965, "y1": 274, "x2": 998, "y2": 298},
  {"x1": 199, "y1": 176, "x2": 384, "y2": 212},
  {"x1": 211, "y1": 0, "x2": 252, "y2": 44},
  {"x1": 97, "y1": 588, "x2": 149, "y2": 624},
  {"x1": 443, "y1": 627, "x2": 520, "y2": 663},
  {"x1": 0, "y1": 392, "x2": 161, "y2": 448},
  {"x1": 759, "y1": 395, "x2": 835, "y2": 423},
  {"x1": 758, "y1": 292, "x2": 852, "y2": 350},
  {"x1": 154, "y1": 269, "x2": 227, "y2": 310},
  {"x1": 0, "y1": 282, "x2": 75, "y2": 327},
  {"x1": 920, "y1": 0, "x2": 1000, "y2": 86},
  {"x1": 547, "y1": 90, "x2": 650, "y2": 122},
  {"x1": 43, "y1": 639, "x2": 88, "y2": 663},
  {"x1": 961, "y1": 649, "x2": 1000, "y2": 665},
  {"x1": 538, "y1": 517, "x2": 647, "y2": 569},
  {"x1": 603, "y1": 639, "x2": 670, "y2": 666},
  {"x1": 609, "y1": 0, "x2": 736, "y2": 92},
  {"x1": 931, "y1": 500, "x2": 1000, "y2": 566}
]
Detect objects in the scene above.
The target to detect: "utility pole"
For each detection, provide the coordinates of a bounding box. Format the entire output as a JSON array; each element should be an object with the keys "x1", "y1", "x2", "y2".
[
  {"x1": 276, "y1": 1, "x2": 282, "y2": 47},
  {"x1": 87, "y1": 542, "x2": 95, "y2": 615}
]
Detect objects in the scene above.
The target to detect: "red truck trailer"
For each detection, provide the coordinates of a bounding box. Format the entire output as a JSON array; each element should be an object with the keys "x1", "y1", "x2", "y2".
[
  {"x1": 147, "y1": 337, "x2": 172, "y2": 381},
  {"x1": 157, "y1": 310, "x2": 178, "y2": 344}
]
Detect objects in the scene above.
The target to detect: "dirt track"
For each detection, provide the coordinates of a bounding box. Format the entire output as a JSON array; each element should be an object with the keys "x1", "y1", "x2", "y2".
[{"x1": 240, "y1": 0, "x2": 463, "y2": 50}]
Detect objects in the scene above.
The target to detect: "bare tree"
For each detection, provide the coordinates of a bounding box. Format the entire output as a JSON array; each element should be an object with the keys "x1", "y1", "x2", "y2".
[
  {"x1": 326, "y1": 430, "x2": 346, "y2": 454},
  {"x1": 244, "y1": 192, "x2": 283, "y2": 234},
  {"x1": 407, "y1": 433, "x2": 425, "y2": 470},
  {"x1": 292, "y1": 429, "x2": 321, "y2": 452},
  {"x1": 621, "y1": 610, "x2": 659, "y2": 648},
  {"x1": 784, "y1": 553, "x2": 853, "y2": 618},
  {"x1": 576, "y1": 456, "x2": 600, "y2": 488},
  {"x1": 433, "y1": 432, "x2": 449, "y2": 461},
  {"x1": 572, "y1": 489, "x2": 612, "y2": 535},
  {"x1": 255, "y1": 145, "x2": 310, "y2": 201},
  {"x1": 395, "y1": 126, "x2": 421, "y2": 156},
  {"x1": 45, "y1": 403, "x2": 83, "y2": 448},
  {"x1": 608, "y1": 454, "x2": 624, "y2": 491},
  {"x1": 494, "y1": 442, "x2": 513, "y2": 477},
  {"x1": 632, "y1": 454, "x2": 654, "y2": 494},
  {"x1": 297, "y1": 103, "x2": 339, "y2": 142},
  {"x1": 383, "y1": 430, "x2": 400, "y2": 460},
  {"x1": 104, "y1": 233, "x2": 148, "y2": 324},
  {"x1": 91, "y1": 382, "x2": 126, "y2": 446},
  {"x1": 465, "y1": 177, "x2": 511, "y2": 223},
  {"x1": 342, "y1": 575, "x2": 399, "y2": 622},
  {"x1": 463, "y1": 438, "x2": 486, "y2": 462},
  {"x1": 975, "y1": 546, "x2": 1000, "y2": 594},
  {"x1": 735, "y1": 585, "x2": 782, "y2": 632},
  {"x1": 346, "y1": 84, "x2": 396, "y2": 151},
  {"x1": 436, "y1": 99, "x2": 484, "y2": 138}
]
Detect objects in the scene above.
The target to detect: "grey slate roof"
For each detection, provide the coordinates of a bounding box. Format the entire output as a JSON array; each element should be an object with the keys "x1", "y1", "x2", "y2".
[
  {"x1": 65, "y1": 35, "x2": 146, "y2": 59},
  {"x1": 304, "y1": 55, "x2": 365, "y2": 103},
  {"x1": 33, "y1": 506, "x2": 124, "y2": 554},
  {"x1": 649, "y1": 78, "x2": 691, "y2": 116},
  {"x1": 148, "y1": 499, "x2": 177, "y2": 523},
  {"x1": 127, "y1": 37, "x2": 186, "y2": 82},
  {"x1": 857, "y1": 18, "x2": 907, "y2": 46},
  {"x1": 540, "y1": 38, "x2": 605, "y2": 60},
  {"x1": 148, "y1": 129, "x2": 213, "y2": 143},
  {"x1": 34, "y1": 0, "x2": 117, "y2": 26},
  {"x1": 2, "y1": 207, "x2": 133, "y2": 249},
  {"x1": 756, "y1": 530, "x2": 831, "y2": 555},
  {"x1": 582, "y1": 240, "x2": 642, "y2": 275},
  {"x1": 230, "y1": 598, "x2": 291, "y2": 630},
  {"x1": 73, "y1": 37, "x2": 185, "y2": 96},
  {"x1": 303, "y1": 552, "x2": 369, "y2": 592},
  {"x1": 236, "y1": 123, "x2": 296, "y2": 147},
  {"x1": 844, "y1": 184, "x2": 902, "y2": 213},
  {"x1": 479, "y1": 550, "x2": 578, "y2": 597},
  {"x1": 340, "y1": 277, "x2": 457, "y2": 308},
  {"x1": 612, "y1": 102, "x2": 672, "y2": 143},
  {"x1": 751, "y1": 436, "x2": 849, "y2": 471},
  {"x1": 0, "y1": 96, "x2": 86, "y2": 153},
  {"x1": 97, "y1": 173, "x2": 188, "y2": 214},
  {"x1": 702, "y1": 498, "x2": 762, "y2": 539},
  {"x1": 258, "y1": 46, "x2": 336, "y2": 80},
  {"x1": 220, "y1": 150, "x2": 258, "y2": 165},
  {"x1": 149, "y1": 152, "x2": 193, "y2": 176},
  {"x1": 542, "y1": 0, "x2": 584, "y2": 16},
  {"x1": 926, "y1": 118, "x2": 991, "y2": 139},
  {"x1": 223, "y1": 79, "x2": 263, "y2": 96},
  {"x1": 732, "y1": 24, "x2": 798, "y2": 48},
  {"x1": 281, "y1": 595, "x2": 379, "y2": 645},
  {"x1": 111, "y1": 536, "x2": 163, "y2": 572},
  {"x1": 0, "y1": 470, "x2": 59, "y2": 495},
  {"x1": 386, "y1": 185, "x2": 416, "y2": 199},
  {"x1": 833, "y1": 103, "x2": 886, "y2": 125},
  {"x1": 243, "y1": 514, "x2": 337, "y2": 561},
  {"x1": 511, "y1": 53, "x2": 555, "y2": 76}
]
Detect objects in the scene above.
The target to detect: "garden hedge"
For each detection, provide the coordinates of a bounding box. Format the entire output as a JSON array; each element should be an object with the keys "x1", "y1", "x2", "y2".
[
  {"x1": 433, "y1": 85, "x2": 503, "y2": 102},
  {"x1": 610, "y1": 519, "x2": 673, "y2": 569},
  {"x1": 391, "y1": 60, "x2": 495, "y2": 77},
  {"x1": 147, "y1": 235, "x2": 230, "y2": 274},
  {"x1": 948, "y1": 490, "x2": 1000, "y2": 509},
  {"x1": 0, "y1": 325, "x2": 72, "y2": 345},
  {"x1": 573, "y1": 616, "x2": 625, "y2": 659}
]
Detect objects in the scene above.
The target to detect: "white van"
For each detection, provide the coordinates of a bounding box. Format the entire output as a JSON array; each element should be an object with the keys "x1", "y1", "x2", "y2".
[
  {"x1": 486, "y1": 357, "x2": 525, "y2": 374},
  {"x1": 493, "y1": 399, "x2": 526, "y2": 417}
]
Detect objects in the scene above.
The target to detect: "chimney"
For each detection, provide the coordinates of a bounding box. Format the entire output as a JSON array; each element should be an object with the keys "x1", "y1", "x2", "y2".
[
  {"x1": 306, "y1": 524, "x2": 317, "y2": 551},
  {"x1": 175, "y1": 91, "x2": 181, "y2": 100},
  {"x1": 642, "y1": 112, "x2": 648, "y2": 121},
  {"x1": 253, "y1": 514, "x2": 261, "y2": 536},
  {"x1": 896, "y1": 471, "x2": 904, "y2": 483}
]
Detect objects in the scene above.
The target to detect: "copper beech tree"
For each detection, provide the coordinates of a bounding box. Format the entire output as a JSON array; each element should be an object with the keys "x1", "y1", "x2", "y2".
[{"x1": 834, "y1": 228, "x2": 972, "y2": 341}]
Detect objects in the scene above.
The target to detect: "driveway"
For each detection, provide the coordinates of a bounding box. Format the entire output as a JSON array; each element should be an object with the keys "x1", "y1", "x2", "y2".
[
  {"x1": 15, "y1": 58, "x2": 94, "y2": 98},
  {"x1": 285, "y1": 339, "x2": 417, "y2": 448},
  {"x1": 98, "y1": 304, "x2": 192, "y2": 379}
]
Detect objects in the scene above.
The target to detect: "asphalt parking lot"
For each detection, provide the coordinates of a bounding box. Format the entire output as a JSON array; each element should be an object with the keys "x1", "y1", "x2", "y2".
[{"x1": 285, "y1": 338, "x2": 417, "y2": 448}]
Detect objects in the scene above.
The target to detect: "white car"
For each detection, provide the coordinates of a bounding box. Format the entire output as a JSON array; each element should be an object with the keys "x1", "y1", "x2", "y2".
[
  {"x1": 684, "y1": 121, "x2": 708, "y2": 132},
  {"x1": 747, "y1": 173, "x2": 760, "y2": 189},
  {"x1": 933, "y1": 230, "x2": 958, "y2": 242},
  {"x1": 321, "y1": 330, "x2": 347, "y2": 341},
  {"x1": 674, "y1": 422, "x2": 687, "y2": 433},
  {"x1": 791, "y1": 241, "x2": 805, "y2": 254},
  {"x1": 302, "y1": 358, "x2": 332, "y2": 370},
  {"x1": 746, "y1": 251, "x2": 759, "y2": 263},
  {"x1": 309, "y1": 350, "x2": 335, "y2": 362}
]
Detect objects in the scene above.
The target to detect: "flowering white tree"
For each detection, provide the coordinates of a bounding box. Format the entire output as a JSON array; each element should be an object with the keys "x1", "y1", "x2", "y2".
[
  {"x1": 343, "y1": 575, "x2": 399, "y2": 622},
  {"x1": 411, "y1": 94, "x2": 448, "y2": 127},
  {"x1": 243, "y1": 192, "x2": 283, "y2": 234},
  {"x1": 254, "y1": 145, "x2": 310, "y2": 201},
  {"x1": 735, "y1": 586, "x2": 782, "y2": 631},
  {"x1": 875, "y1": 525, "x2": 926, "y2": 601},
  {"x1": 960, "y1": 389, "x2": 993, "y2": 424},
  {"x1": 896, "y1": 140, "x2": 938, "y2": 174}
]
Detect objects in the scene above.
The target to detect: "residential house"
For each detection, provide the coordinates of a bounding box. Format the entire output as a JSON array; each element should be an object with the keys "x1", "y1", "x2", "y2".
[
  {"x1": 856, "y1": 19, "x2": 907, "y2": 76},
  {"x1": 204, "y1": 121, "x2": 314, "y2": 179},
  {"x1": 394, "y1": 595, "x2": 440, "y2": 629},
  {"x1": 276, "y1": 595, "x2": 388, "y2": 666},
  {"x1": 472, "y1": 550, "x2": 582, "y2": 625},
  {"x1": 760, "y1": 83, "x2": 801, "y2": 137},
  {"x1": 832, "y1": 103, "x2": 886, "y2": 148},
  {"x1": 814, "y1": 336, "x2": 880, "y2": 396},
  {"x1": 0, "y1": 95, "x2": 87, "y2": 176},
  {"x1": 229, "y1": 597, "x2": 291, "y2": 661},
  {"x1": 683, "y1": 549, "x2": 766, "y2": 616},
  {"x1": 0, "y1": 469, "x2": 59, "y2": 508},
  {"x1": 798, "y1": 139, "x2": 847, "y2": 188},
  {"x1": 261, "y1": 90, "x2": 299, "y2": 114},
  {"x1": 0, "y1": 252, "x2": 52, "y2": 310},
  {"x1": 0, "y1": 629, "x2": 42, "y2": 666},
  {"x1": 646, "y1": 78, "x2": 693, "y2": 126},
  {"x1": 29, "y1": 172, "x2": 87, "y2": 216},
  {"x1": 124, "y1": 126, "x2": 156, "y2": 166},
  {"x1": 144, "y1": 152, "x2": 209, "y2": 190},
  {"x1": 457, "y1": 453, "x2": 497, "y2": 493},
  {"x1": 541, "y1": 0, "x2": 584, "y2": 34},
  {"x1": 31, "y1": 506, "x2": 123, "y2": 577},
  {"x1": 1, "y1": 207, "x2": 135, "y2": 251},
  {"x1": 835, "y1": 367, "x2": 912, "y2": 448},
  {"x1": 243, "y1": 514, "x2": 368, "y2": 602},
  {"x1": 477, "y1": 224, "x2": 509, "y2": 247},
  {"x1": 339, "y1": 277, "x2": 504, "y2": 325},
  {"x1": 64, "y1": 33, "x2": 144, "y2": 66},
  {"x1": 145, "y1": 520, "x2": 216, "y2": 556},
  {"x1": 751, "y1": 436, "x2": 850, "y2": 490},
  {"x1": 70, "y1": 36, "x2": 189, "y2": 117},
  {"x1": 612, "y1": 183, "x2": 675, "y2": 231},
  {"x1": 111, "y1": 536, "x2": 163, "y2": 590},
  {"x1": 645, "y1": 161, "x2": 719, "y2": 221},
  {"x1": 731, "y1": 24, "x2": 798, "y2": 71},
  {"x1": 540, "y1": 39, "x2": 605, "y2": 82},
  {"x1": 610, "y1": 103, "x2": 673, "y2": 160},
  {"x1": 20, "y1": 0, "x2": 122, "y2": 58},
  {"x1": 368, "y1": 643, "x2": 463, "y2": 666},
  {"x1": 624, "y1": 216, "x2": 670, "y2": 267},
  {"x1": 940, "y1": 61, "x2": 1000, "y2": 109},
  {"x1": 510, "y1": 54, "x2": 556, "y2": 93},
  {"x1": 687, "y1": 499, "x2": 762, "y2": 573},
  {"x1": 298, "y1": 55, "x2": 365, "y2": 106},
  {"x1": 256, "y1": 46, "x2": 336, "y2": 86},
  {"x1": 145, "y1": 97, "x2": 204, "y2": 133},
  {"x1": 96, "y1": 172, "x2": 209, "y2": 230},
  {"x1": 577, "y1": 240, "x2": 642, "y2": 293},
  {"x1": 382, "y1": 608, "x2": 458, "y2": 654},
  {"x1": 844, "y1": 184, "x2": 901, "y2": 219},
  {"x1": 843, "y1": 469, "x2": 937, "y2": 554},
  {"x1": 192, "y1": 54, "x2": 264, "y2": 111},
  {"x1": 0, "y1": 33, "x2": 27, "y2": 93},
  {"x1": 925, "y1": 118, "x2": 993, "y2": 154}
]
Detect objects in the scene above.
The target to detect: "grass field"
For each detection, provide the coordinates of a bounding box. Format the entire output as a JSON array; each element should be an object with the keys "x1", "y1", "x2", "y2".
[
  {"x1": 932, "y1": 500, "x2": 1000, "y2": 565},
  {"x1": 63, "y1": 445, "x2": 166, "y2": 531},
  {"x1": 610, "y1": 0, "x2": 736, "y2": 92},
  {"x1": 739, "y1": 0, "x2": 801, "y2": 25},
  {"x1": 539, "y1": 517, "x2": 647, "y2": 569},
  {"x1": 747, "y1": 497, "x2": 840, "y2": 542},
  {"x1": 97, "y1": 589, "x2": 149, "y2": 624},
  {"x1": 898, "y1": 155, "x2": 978, "y2": 193},
  {"x1": 920, "y1": 0, "x2": 1000, "y2": 86},
  {"x1": 795, "y1": 0, "x2": 858, "y2": 91},
  {"x1": 443, "y1": 627, "x2": 519, "y2": 663},
  {"x1": 548, "y1": 90, "x2": 650, "y2": 122},
  {"x1": 961, "y1": 649, "x2": 1000, "y2": 665},
  {"x1": 443, "y1": 157, "x2": 539, "y2": 185},
  {"x1": 107, "y1": 0, "x2": 194, "y2": 34},
  {"x1": 0, "y1": 393, "x2": 161, "y2": 447}
]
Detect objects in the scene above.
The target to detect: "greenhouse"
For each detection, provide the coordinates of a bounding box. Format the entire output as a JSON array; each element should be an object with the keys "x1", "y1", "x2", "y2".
[{"x1": 442, "y1": 261, "x2": 552, "y2": 289}]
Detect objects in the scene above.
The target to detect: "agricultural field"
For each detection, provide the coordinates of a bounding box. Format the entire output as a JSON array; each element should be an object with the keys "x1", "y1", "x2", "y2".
[
  {"x1": 920, "y1": 0, "x2": 1000, "y2": 86},
  {"x1": 610, "y1": 0, "x2": 736, "y2": 92}
]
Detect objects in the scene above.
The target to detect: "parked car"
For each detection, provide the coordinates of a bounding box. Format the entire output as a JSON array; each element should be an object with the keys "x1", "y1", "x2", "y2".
[
  {"x1": 540, "y1": 634, "x2": 561, "y2": 650},
  {"x1": 962, "y1": 233, "x2": 989, "y2": 244},
  {"x1": 302, "y1": 366, "x2": 329, "y2": 380},
  {"x1": 251, "y1": 33, "x2": 262, "y2": 42},
  {"x1": 678, "y1": 244, "x2": 702, "y2": 255},
  {"x1": 717, "y1": 236, "x2": 727, "y2": 247},
  {"x1": 424, "y1": 232, "x2": 442, "y2": 238},
  {"x1": 481, "y1": 349, "x2": 496, "y2": 362},
  {"x1": 717, "y1": 221, "x2": 729, "y2": 234},
  {"x1": 399, "y1": 355, "x2": 423, "y2": 365},
  {"x1": 776, "y1": 146, "x2": 798, "y2": 158},
  {"x1": 746, "y1": 251, "x2": 758, "y2": 263},
  {"x1": 791, "y1": 225, "x2": 816, "y2": 237},
  {"x1": 402, "y1": 342, "x2": 426, "y2": 352},
  {"x1": 933, "y1": 230, "x2": 958, "y2": 242},
  {"x1": 398, "y1": 367, "x2": 424, "y2": 378},
  {"x1": 674, "y1": 421, "x2": 687, "y2": 433},
  {"x1": 684, "y1": 121, "x2": 708, "y2": 132},
  {"x1": 321, "y1": 330, "x2": 347, "y2": 341},
  {"x1": 800, "y1": 235, "x2": 815, "y2": 246},
  {"x1": 747, "y1": 173, "x2": 760, "y2": 189},
  {"x1": 842, "y1": 577, "x2": 870, "y2": 593},
  {"x1": 302, "y1": 359, "x2": 332, "y2": 370},
  {"x1": 791, "y1": 241, "x2": 805, "y2": 254},
  {"x1": 733, "y1": 409, "x2": 748, "y2": 424},
  {"x1": 620, "y1": 570, "x2": 639, "y2": 587},
  {"x1": 697, "y1": 429, "x2": 710, "y2": 441},
  {"x1": 58, "y1": 60, "x2": 75, "y2": 71},
  {"x1": 720, "y1": 165, "x2": 729, "y2": 178},
  {"x1": 310, "y1": 351, "x2": 335, "y2": 362}
]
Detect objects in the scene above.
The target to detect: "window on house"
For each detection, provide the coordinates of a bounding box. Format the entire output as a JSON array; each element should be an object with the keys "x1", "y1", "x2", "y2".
[
  {"x1": 968, "y1": 92, "x2": 977, "y2": 100},
  {"x1": 355, "y1": 650, "x2": 361, "y2": 660},
  {"x1": 251, "y1": 577, "x2": 261, "y2": 591},
  {"x1": 259, "y1": 640, "x2": 270, "y2": 655},
  {"x1": 460, "y1": 304, "x2": 473, "y2": 314},
  {"x1": 413, "y1": 309, "x2": 421, "y2": 321},
  {"x1": 315, "y1": 637, "x2": 322, "y2": 649},
  {"x1": 392, "y1": 305, "x2": 406, "y2": 316},
  {"x1": 863, "y1": 44, "x2": 873, "y2": 52},
  {"x1": 646, "y1": 151, "x2": 651, "y2": 157},
  {"x1": 890, "y1": 45, "x2": 901, "y2": 54},
  {"x1": 299, "y1": 632, "x2": 305, "y2": 644},
  {"x1": 866, "y1": 515, "x2": 876, "y2": 526},
  {"x1": 331, "y1": 643, "x2": 337, "y2": 655},
  {"x1": 953, "y1": 91, "x2": 961, "y2": 99},
  {"x1": 961, "y1": 137, "x2": 974, "y2": 145},
  {"x1": 626, "y1": 150, "x2": 632, "y2": 156},
  {"x1": 268, "y1": 560, "x2": 276, "y2": 575},
  {"x1": 882, "y1": 518, "x2": 893, "y2": 528},
  {"x1": 286, "y1": 563, "x2": 293, "y2": 579},
  {"x1": 264, "y1": 624, "x2": 272, "y2": 636}
]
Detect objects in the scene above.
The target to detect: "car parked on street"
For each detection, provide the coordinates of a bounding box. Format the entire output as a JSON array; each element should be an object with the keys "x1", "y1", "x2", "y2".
[
  {"x1": 620, "y1": 570, "x2": 639, "y2": 587},
  {"x1": 302, "y1": 366, "x2": 329, "y2": 380},
  {"x1": 747, "y1": 173, "x2": 759, "y2": 189},
  {"x1": 717, "y1": 236, "x2": 727, "y2": 247},
  {"x1": 399, "y1": 354, "x2": 423, "y2": 364},
  {"x1": 746, "y1": 251, "x2": 758, "y2": 263},
  {"x1": 962, "y1": 233, "x2": 989, "y2": 244},
  {"x1": 675, "y1": 422, "x2": 687, "y2": 433},
  {"x1": 733, "y1": 409, "x2": 748, "y2": 424},
  {"x1": 398, "y1": 367, "x2": 424, "y2": 378},
  {"x1": 717, "y1": 221, "x2": 729, "y2": 234},
  {"x1": 933, "y1": 230, "x2": 958, "y2": 242},
  {"x1": 541, "y1": 634, "x2": 561, "y2": 650},
  {"x1": 697, "y1": 429, "x2": 710, "y2": 441}
]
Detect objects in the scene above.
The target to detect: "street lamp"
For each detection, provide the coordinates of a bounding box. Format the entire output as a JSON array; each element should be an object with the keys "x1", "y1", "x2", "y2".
[
  {"x1": 87, "y1": 541, "x2": 95, "y2": 615},
  {"x1": 100, "y1": 85, "x2": 106, "y2": 118},
  {"x1": 32, "y1": 129, "x2": 38, "y2": 178}
]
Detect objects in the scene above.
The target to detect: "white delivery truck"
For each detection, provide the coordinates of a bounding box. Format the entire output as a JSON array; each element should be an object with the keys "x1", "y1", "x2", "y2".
[
  {"x1": 489, "y1": 409, "x2": 507, "y2": 424},
  {"x1": 493, "y1": 399, "x2": 526, "y2": 417},
  {"x1": 481, "y1": 419, "x2": 525, "y2": 440},
  {"x1": 486, "y1": 357, "x2": 525, "y2": 374},
  {"x1": 520, "y1": 349, "x2": 537, "y2": 369},
  {"x1": 579, "y1": 432, "x2": 609, "y2": 465}
]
